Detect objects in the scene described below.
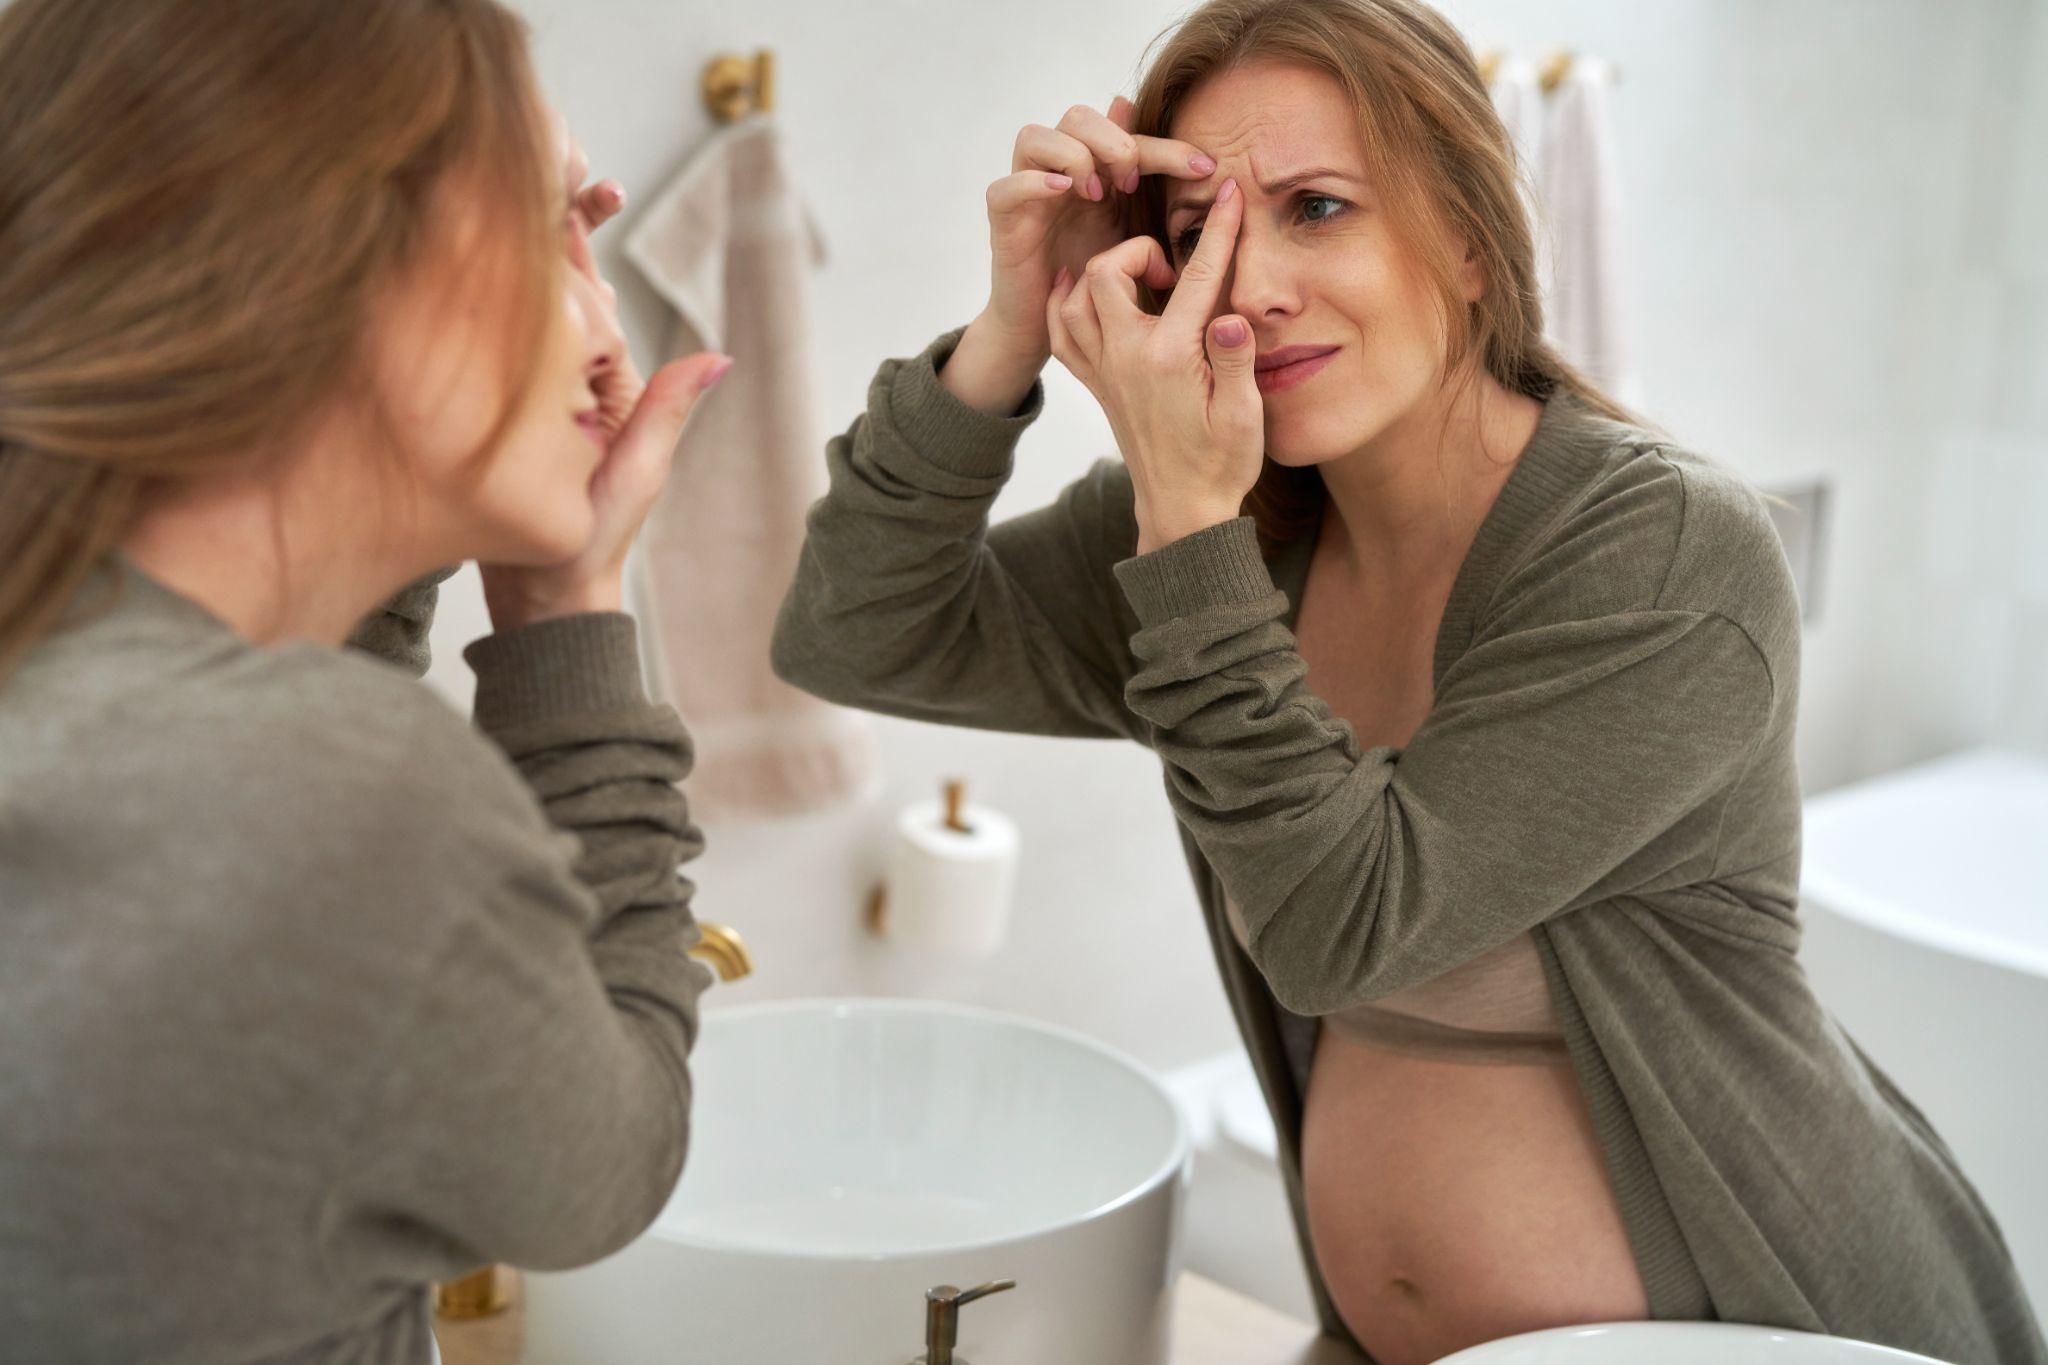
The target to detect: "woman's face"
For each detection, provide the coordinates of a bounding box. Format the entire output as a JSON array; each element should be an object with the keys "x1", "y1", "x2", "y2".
[
  {"x1": 363, "y1": 174, "x2": 623, "y2": 569},
  {"x1": 1164, "y1": 61, "x2": 1476, "y2": 467}
]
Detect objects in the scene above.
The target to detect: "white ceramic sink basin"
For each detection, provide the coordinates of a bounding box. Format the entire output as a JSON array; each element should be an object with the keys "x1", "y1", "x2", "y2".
[
  {"x1": 521, "y1": 999, "x2": 1190, "y2": 1365},
  {"x1": 1436, "y1": 1321, "x2": 1955, "y2": 1363}
]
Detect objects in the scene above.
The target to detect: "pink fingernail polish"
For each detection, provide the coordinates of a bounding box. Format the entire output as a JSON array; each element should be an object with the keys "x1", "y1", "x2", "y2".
[
  {"x1": 1087, "y1": 173, "x2": 1104, "y2": 201},
  {"x1": 1046, "y1": 172, "x2": 1073, "y2": 190},
  {"x1": 1215, "y1": 317, "x2": 1248, "y2": 347},
  {"x1": 1190, "y1": 153, "x2": 1217, "y2": 175},
  {"x1": 1054, "y1": 265, "x2": 1072, "y2": 290},
  {"x1": 705, "y1": 357, "x2": 735, "y2": 388},
  {"x1": 1217, "y1": 177, "x2": 1238, "y2": 204},
  {"x1": 1121, "y1": 169, "x2": 1140, "y2": 194}
]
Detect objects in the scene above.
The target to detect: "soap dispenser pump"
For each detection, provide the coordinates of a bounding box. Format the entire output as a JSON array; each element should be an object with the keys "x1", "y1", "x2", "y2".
[{"x1": 910, "y1": 1279, "x2": 1015, "y2": 1365}]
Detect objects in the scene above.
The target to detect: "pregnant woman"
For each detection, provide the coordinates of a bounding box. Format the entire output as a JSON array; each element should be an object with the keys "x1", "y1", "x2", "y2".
[
  {"x1": 772, "y1": 0, "x2": 2045, "y2": 1361},
  {"x1": 0, "y1": 1, "x2": 730, "y2": 1360}
]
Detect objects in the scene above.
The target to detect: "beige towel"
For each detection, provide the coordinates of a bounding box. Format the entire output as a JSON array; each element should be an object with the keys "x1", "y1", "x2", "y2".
[
  {"x1": 1487, "y1": 55, "x2": 1554, "y2": 318},
  {"x1": 1538, "y1": 58, "x2": 1637, "y2": 404},
  {"x1": 625, "y1": 113, "x2": 879, "y2": 818}
]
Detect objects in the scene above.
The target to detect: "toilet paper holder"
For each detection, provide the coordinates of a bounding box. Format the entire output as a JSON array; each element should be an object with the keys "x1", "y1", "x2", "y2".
[{"x1": 865, "y1": 779, "x2": 974, "y2": 936}]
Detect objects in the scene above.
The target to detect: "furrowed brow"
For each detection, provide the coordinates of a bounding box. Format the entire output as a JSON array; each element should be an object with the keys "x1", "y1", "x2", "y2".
[{"x1": 1166, "y1": 166, "x2": 1364, "y2": 219}]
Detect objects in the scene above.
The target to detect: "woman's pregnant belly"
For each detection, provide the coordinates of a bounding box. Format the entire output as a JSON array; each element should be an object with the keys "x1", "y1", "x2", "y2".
[{"x1": 1299, "y1": 1027, "x2": 1651, "y2": 1365}]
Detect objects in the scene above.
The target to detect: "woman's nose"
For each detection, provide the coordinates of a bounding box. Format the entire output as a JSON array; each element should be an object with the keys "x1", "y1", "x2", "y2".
[
  {"x1": 568, "y1": 268, "x2": 627, "y2": 379},
  {"x1": 1226, "y1": 232, "x2": 1300, "y2": 323}
]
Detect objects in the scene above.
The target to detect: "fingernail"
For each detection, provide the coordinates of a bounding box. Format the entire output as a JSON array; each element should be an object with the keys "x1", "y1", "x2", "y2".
[
  {"x1": 1046, "y1": 172, "x2": 1073, "y2": 190},
  {"x1": 705, "y1": 356, "x2": 735, "y2": 389},
  {"x1": 1216, "y1": 177, "x2": 1238, "y2": 204},
  {"x1": 1054, "y1": 265, "x2": 1073, "y2": 290},
  {"x1": 1215, "y1": 318, "x2": 1248, "y2": 347},
  {"x1": 1086, "y1": 173, "x2": 1104, "y2": 201},
  {"x1": 608, "y1": 183, "x2": 628, "y2": 206},
  {"x1": 1121, "y1": 169, "x2": 1140, "y2": 194},
  {"x1": 1189, "y1": 153, "x2": 1217, "y2": 175}
]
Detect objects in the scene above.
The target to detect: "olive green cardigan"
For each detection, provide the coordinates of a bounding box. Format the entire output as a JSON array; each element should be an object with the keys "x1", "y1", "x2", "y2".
[
  {"x1": 0, "y1": 560, "x2": 711, "y2": 1363},
  {"x1": 771, "y1": 324, "x2": 2046, "y2": 1365}
]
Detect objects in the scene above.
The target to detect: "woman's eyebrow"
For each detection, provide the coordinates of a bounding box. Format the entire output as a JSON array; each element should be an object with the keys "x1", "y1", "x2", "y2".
[{"x1": 1166, "y1": 166, "x2": 1365, "y2": 217}]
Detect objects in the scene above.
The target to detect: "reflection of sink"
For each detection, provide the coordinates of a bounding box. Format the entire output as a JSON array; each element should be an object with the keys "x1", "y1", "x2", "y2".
[
  {"x1": 1436, "y1": 1322, "x2": 1954, "y2": 1363},
  {"x1": 522, "y1": 999, "x2": 1191, "y2": 1365}
]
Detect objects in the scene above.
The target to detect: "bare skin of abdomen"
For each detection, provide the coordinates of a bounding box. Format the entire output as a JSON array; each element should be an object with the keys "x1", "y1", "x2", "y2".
[{"x1": 1299, "y1": 1028, "x2": 1651, "y2": 1365}]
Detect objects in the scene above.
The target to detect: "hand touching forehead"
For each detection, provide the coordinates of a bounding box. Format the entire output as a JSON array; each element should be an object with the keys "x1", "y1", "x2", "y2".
[{"x1": 1162, "y1": 62, "x2": 1373, "y2": 238}]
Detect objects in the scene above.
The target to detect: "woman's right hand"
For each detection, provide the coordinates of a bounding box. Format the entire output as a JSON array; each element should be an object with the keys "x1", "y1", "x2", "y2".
[
  {"x1": 479, "y1": 121, "x2": 731, "y2": 632},
  {"x1": 948, "y1": 98, "x2": 1214, "y2": 412}
]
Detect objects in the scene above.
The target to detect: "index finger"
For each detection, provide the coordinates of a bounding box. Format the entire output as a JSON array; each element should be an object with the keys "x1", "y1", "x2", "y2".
[
  {"x1": 576, "y1": 179, "x2": 626, "y2": 232},
  {"x1": 1130, "y1": 133, "x2": 1221, "y2": 181},
  {"x1": 1110, "y1": 95, "x2": 1218, "y2": 181},
  {"x1": 1160, "y1": 177, "x2": 1242, "y2": 330}
]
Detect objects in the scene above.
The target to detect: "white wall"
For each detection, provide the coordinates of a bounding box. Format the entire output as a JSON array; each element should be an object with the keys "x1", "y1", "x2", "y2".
[
  {"x1": 414, "y1": 0, "x2": 2046, "y2": 1069},
  {"x1": 1862, "y1": 0, "x2": 2048, "y2": 768}
]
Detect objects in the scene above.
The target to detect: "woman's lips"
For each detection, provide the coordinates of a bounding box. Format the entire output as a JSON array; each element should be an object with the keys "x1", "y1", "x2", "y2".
[{"x1": 1253, "y1": 344, "x2": 1339, "y2": 394}]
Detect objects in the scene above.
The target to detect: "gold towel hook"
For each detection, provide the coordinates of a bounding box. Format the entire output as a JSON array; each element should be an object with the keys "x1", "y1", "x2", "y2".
[
  {"x1": 1535, "y1": 49, "x2": 1619, "y2": 93},
  {"x1": 1478, "y1": 48, "x2": 1503, "y2": 86},
  {"x1": 702, "y1": 48, "x2": 775, "y2": 123}
]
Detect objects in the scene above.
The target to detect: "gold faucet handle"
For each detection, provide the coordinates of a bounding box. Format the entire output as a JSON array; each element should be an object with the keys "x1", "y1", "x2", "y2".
[
  {"x1": 433, "y1": 1264, "x2": 510, "y2": 1319},
  {"x1": 686, "y1": 921, "x2": 754, "y2": 983}
]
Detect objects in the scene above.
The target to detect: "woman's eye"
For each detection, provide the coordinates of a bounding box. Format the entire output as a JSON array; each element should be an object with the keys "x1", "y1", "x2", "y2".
[
  {"x1": 1299, "y1": 192, "x2": 1346, "y2": 225},
  {"x1": 1174, "y1": 192, "x2": 1346, "y2": 257}
]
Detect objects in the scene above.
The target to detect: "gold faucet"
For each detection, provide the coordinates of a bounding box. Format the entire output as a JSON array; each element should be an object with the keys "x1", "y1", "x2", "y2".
[
  {"x1": 434, "y1": 921, "x2": 753, "y2": 1322},
  {"x1": 687, "y1": 921, "x2": 754, "y2": 982}
]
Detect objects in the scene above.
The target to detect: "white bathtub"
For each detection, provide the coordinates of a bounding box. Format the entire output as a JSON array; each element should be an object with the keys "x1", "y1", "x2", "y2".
[{"x1": 1795, "y1": 747, "x2": 2048, "y2": 1318}]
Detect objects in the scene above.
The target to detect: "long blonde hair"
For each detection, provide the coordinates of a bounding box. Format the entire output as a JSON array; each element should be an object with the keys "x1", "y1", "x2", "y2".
[
  {"x1": 0, "y1": 0, "x2": 560, "y2": 680},
  {"x1": 1118, "y1": 0, "x2": 1637, "y2": 547}
]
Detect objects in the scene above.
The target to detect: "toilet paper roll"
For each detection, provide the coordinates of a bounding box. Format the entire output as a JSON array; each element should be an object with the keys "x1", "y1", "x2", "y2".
[{"x1": 881, "y1": 797, "x2": 1020, "y2": 956}]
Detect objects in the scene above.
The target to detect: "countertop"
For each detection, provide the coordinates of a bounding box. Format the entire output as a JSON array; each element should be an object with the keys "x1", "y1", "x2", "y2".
[{"x1": 434, "y1": 1268, "x2": 1364, "y2": 1365}]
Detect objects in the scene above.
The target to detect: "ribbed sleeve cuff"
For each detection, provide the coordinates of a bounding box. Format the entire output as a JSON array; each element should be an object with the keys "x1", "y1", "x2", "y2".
[
  {"x1": 884, "y1": 325, "x2": 1046, "y2": 478},
  {"x1": 1112, "y1": 516, "x2": 1277, "y2": 624},
  {"x1": 464, "y1": 612, "x2": 648, "y2": 733}
]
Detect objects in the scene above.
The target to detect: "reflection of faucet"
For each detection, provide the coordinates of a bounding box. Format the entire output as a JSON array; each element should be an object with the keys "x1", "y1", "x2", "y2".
[
  {"x1": 436, "y1": 922, "x2": 755, "y2": 1324},
  {"x1": 687, "y1": 921, "x2": 754, "y2": 982}
]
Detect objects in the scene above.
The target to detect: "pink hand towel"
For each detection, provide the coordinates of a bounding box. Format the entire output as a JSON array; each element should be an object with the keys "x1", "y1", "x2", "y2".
[
  {"x1": 625, "y1": 114, "x2": 879, "y2": 818},
  {"x1": 1538, "y1": 58, "x2": 1638, "y2": 404}
]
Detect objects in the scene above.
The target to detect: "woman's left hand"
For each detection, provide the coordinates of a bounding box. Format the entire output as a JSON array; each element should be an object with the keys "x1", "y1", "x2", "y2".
[{"x1": 1047, "y1": 176, "x2": 1264, "y2": 555}]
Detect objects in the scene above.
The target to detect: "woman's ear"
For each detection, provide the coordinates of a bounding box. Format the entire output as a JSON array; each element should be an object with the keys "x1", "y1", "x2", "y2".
[{"x1": 1459, "y1": 240, "x2": 1486, "y2": 303}]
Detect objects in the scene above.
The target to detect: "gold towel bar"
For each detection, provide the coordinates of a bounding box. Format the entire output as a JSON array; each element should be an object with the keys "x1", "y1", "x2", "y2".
[{"x1": 1477, "y1": 48, "x2": 1620, "y2": 93}]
